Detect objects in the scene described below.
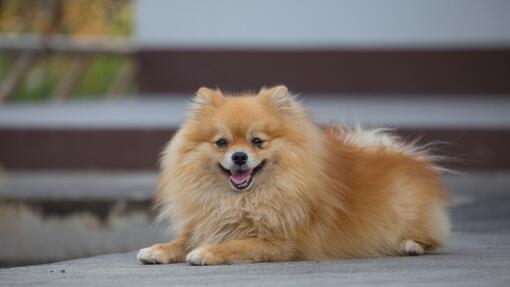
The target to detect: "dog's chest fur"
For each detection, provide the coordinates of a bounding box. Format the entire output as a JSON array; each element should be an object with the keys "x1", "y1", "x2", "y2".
[{"x1": 186, "y1": 194, "x2": 299, "y2": 248}]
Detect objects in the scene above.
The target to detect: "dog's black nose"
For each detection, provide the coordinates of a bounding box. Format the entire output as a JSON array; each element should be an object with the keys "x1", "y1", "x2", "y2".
[{"x1": 231, "y1": 152, "x2": 248, "y2": 165}]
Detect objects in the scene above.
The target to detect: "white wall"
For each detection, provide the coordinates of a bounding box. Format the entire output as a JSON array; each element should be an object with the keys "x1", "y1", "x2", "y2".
[{"x1": 136, "y1": 0, "x2": 510, "y2": 49}]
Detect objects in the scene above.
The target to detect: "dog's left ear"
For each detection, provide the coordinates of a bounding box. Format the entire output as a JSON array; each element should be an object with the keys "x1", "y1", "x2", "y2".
[{"x1": 258, "y1": 85, "x2": 295, "y2": 111}]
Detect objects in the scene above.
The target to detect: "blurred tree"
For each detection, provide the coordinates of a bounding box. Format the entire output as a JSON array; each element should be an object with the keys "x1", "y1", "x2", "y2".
[
  {"x1": 0, "y1": 0, "x2": 132, "y2": 36},
  {"x1": 0, "y1": 0, "x2": 134, "y2": 102}
]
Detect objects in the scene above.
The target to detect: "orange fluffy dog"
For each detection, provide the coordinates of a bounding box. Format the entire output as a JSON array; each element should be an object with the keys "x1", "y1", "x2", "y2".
[{"x1": 137, "y1": 86, "x2": 450, "y2": 265}]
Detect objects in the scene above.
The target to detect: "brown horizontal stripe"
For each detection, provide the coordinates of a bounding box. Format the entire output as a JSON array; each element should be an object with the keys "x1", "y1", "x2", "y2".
[
  {"x1": 0, "y1": 128, "x2": 174, "y2": 170},
  {"x1": 0, "y1": 128, "x2": 509, "y2": 170},
  {"x1": 136, "y1": 49, "x2": 510, "y2": 94}
]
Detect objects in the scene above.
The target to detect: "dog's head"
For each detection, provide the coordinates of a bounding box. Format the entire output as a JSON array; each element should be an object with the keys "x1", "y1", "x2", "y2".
[{"x1": 178, "y1": 85, "x2": 310, "y2": 192}]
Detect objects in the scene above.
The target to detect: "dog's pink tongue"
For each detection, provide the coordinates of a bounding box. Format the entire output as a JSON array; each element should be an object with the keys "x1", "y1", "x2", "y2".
[{"x1": 230, "y1": 170, "x2": 252, "y2": 184}]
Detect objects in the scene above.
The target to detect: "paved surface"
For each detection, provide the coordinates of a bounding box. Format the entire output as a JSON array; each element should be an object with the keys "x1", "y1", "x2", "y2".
[
  {"x1": 1, "y1": 96, "x2": 510, "y2": 129},
  {"x1": 1, "y1": 172, "x2": 510, "y2": 286}
]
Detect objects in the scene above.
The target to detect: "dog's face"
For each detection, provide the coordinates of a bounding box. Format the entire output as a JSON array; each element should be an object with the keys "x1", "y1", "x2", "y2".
[
  {"x1": 216, "y1": 135, "x2": 267, "y2": 191},
  {"x1": 182, "y1": 86, "x2": 302, "y2": 192}
]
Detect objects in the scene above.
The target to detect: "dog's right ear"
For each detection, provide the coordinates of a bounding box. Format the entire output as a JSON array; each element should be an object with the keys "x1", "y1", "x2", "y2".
[
  {"x1": 194, "y1": 87, "x2": 223, "y2": 107},
  {"x1": 190, "y1": 87, "x2": 224, "y2": 117}
]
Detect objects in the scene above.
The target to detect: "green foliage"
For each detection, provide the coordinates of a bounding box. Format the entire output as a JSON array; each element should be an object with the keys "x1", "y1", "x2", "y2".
[
  {"x1": 0, "y1": 54, "x2": 134, "y2": 102},
  {"x1": 0, "y1": 0, "x2": 133, "y2": 36},
  {"x1": 0, "y1": 0, "x2": 135, "y2": 102}
]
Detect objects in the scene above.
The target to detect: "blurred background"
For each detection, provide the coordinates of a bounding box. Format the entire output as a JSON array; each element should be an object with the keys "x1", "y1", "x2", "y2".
[{"x1": 0, "y1": 0, "x2": 509, "y2": 267}]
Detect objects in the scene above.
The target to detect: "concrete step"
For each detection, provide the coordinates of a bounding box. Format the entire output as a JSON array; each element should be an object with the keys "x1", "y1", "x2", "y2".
[
  {"x1": 1, "y1": 96, "x2": 510, "y2": 170},
  {"x1": 1, "y1": 171, "x2": 509, "y2": 285},
  {"x1": 0, "y1": 171, "x2": 164, "y2": 267},
  {"x1": 1, "y1": 171, "x2": 510, "y2": 267}
]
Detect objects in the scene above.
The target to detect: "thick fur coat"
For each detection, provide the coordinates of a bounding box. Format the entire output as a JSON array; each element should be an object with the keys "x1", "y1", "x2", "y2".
[{"x1": 137, "y1": 86, "x2": 450, "y2": 265}]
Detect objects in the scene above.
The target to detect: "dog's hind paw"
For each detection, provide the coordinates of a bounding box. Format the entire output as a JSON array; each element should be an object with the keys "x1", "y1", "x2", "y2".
[{"x1": 400, "y1": 240, "x2": 425, "y2": 256}]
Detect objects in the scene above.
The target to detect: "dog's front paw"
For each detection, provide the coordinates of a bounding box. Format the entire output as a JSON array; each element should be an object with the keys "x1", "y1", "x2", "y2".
[
  {"x1": 186, "y1": 246, "x2": 230, "y2": 266},
  {"x1": 137, "y1": 243, "x2": 185, "y2": 264},
  {"x1": 186, "y1": 246, "x2": 215, "y2": 266},
  {"x1": 137, "y1": 246, "x2": 164, "y2": 264}
]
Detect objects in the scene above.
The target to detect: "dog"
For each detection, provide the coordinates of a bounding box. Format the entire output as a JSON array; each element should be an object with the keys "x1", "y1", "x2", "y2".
[{"x1": 137, "y1": 85, "x2": 450, "y2": 265}]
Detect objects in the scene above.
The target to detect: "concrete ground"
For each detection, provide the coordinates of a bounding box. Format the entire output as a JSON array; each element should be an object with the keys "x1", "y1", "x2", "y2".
[{"x1": 1, "y1": 173, "x2": 510, "y2": 286}]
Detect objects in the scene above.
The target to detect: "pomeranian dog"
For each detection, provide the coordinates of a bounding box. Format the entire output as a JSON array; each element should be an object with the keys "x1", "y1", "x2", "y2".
[{"x1": 137, "y1": 86, "x2": 450, "y2": 265}]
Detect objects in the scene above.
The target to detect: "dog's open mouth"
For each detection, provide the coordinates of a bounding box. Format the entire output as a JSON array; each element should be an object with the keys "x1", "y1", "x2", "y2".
[{"x1": 219, "y1": 160, "x2": 266, "y2": 190}]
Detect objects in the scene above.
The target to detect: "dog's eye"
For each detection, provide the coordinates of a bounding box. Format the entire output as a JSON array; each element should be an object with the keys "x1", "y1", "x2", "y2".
[
  {"x1": 215, "y1": 138, "x2": 228, "y2": 148},
  {"x1": 251, "y1": 137, "x2": 265, "y2": 147}
]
